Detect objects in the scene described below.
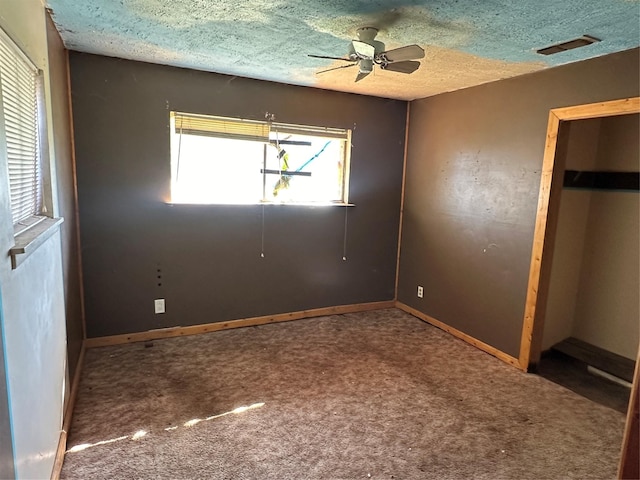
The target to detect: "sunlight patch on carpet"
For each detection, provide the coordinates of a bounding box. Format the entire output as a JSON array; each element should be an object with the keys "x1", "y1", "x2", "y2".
[
  {"x1": 67, "y1": 429, "x2": 147, "y2": 453},
  {"x1": 181, "y1": 402, "x2": 266, "y2": 428},
  {"x1": 67, "y1": 435, "x2": 129, "y2": 453},
  {"x1": 131, "y1": 430, "x2": 147, "y2": 440}
]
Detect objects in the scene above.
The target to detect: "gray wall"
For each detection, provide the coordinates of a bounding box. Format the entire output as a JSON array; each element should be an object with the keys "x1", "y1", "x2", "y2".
[
  {"x1": 0, "y1": 1, "x2": 83, "y2": 478},
  {"x1": 398, "y1": 48, "x2": 640, "y2": 358},
  {"x1": 69, "y1": 53, "x2": 407, "y2": 338}
]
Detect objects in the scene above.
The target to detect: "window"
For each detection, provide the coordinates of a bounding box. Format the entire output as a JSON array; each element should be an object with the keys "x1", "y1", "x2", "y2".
[
  {"x1": 1, "y1": 29, "x2": 60, "y2": 270},
  {"x1": 0, "y1": 29, "x2": 43, "y2": 231},
  {"x1": 170, "y1": 112, "x2": 351, "y2": 205}
]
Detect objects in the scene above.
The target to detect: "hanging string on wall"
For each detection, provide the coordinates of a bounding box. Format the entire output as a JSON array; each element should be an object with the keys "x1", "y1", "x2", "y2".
[
  {"x1": 175, "y1": 120, "x2": 184, "y2": 182},
  {"x1": 342, "y1": 205, "x2": 348, "y2": 261},
  {"x1": 341, "y1": 122, "x2": 357, "y2": 262},
  {"x1": 260, "y1": 112, "x2": 276, "y2": 258},
  {"x1": 258, "y1": 113, "x2": 355, "y2": 261},
  {"x1": 260, "y1": 203, "x2": 265, "y2": 258}
]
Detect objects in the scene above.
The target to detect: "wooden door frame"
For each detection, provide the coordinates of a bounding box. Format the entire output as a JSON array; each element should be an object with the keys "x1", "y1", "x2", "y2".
[
  {"x1": 619, "y1": 348, "x2": 639, "y2": 479},
  {"x1": 518, "y1": 97, "x2": 640, "y2": 370},
  {"x1": 517, "y1": 96, "x2": 639, "y2": 478}
]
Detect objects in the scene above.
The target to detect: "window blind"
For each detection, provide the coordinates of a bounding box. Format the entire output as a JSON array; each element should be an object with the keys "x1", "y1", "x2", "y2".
[
  {"x1": 171, "y1": 112, "x2": 349, "y2": 142},
  {"x1": 172, "y1": 112, "x2": 270, "y2": 142},
  {"x1": 0, "y1": 29, "x2": 41, "y2": 225},
  {"x1": 271, "y1": 122, "x2": 348, "y2": 140}
]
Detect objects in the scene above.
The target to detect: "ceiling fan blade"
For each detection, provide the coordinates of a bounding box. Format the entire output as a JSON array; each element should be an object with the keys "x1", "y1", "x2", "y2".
[
  {"x1": 379, "y1": 44, "x2": 425, "y2": 62},
  {"x1": 352, "y1": 40, "x2": 375, "y2": 59},
  {"x1": 308, "y1": 54, "x2": 355, "y2": 62},
  {"x1": 380, "y1": 61, "x2": 421, "y2": 74},
  {"x1": 316, "y1": 63, "x2": 358, "y2": 74},
  {"x1": 355, "y1": 71, "x2": 370, "y2": 82}
]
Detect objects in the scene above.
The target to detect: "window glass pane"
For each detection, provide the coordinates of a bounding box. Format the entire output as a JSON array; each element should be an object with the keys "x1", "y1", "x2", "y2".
[
  {"x1": 265, "y1": 132, "x2": 344, "y2": 203},
  {"x1": 171, "y1": 133, "x2": 263, "y2": 204}
]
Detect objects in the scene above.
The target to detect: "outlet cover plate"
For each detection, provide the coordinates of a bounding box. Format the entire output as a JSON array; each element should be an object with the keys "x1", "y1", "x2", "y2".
[{"x1": 154, "y1": 298, "x2": 165, "y2": 314}]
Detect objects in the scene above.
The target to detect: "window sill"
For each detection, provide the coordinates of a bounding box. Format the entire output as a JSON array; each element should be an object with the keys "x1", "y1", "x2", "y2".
[
  {"x1": 9, "y1": 217, "x2": 64, "y2": 270},
  {"x1": 165, "y1": 201, "x2": 356, "y2": 207}
]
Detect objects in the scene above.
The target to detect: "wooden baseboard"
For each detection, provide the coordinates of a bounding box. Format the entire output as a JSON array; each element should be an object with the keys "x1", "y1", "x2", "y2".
[
  {"x1": 51, "y1": 342, "x2": 86, "y2": 480},
  {"x1": 84, "y1": 301, "x2": 396, "y2": 348},
  {"x1": 395, "y1": 302, "x2": 522, "y2": 370},
  {"x1": 551, "y1": 337, "x2": 634, "y2": 383}
]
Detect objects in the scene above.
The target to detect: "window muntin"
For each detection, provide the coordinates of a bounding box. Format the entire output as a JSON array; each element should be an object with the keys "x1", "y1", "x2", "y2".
[
  {"x1": 170, "y1": 112, "x2": 351, "y2": 205},
  {"x1": 0, "y1": 28, "x2": 42, "y2": 227}
]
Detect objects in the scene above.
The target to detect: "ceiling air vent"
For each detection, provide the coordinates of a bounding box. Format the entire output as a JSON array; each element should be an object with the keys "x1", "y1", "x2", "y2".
[{"x1": 536, "y1": 35, "x2": 600, "y2": 55}]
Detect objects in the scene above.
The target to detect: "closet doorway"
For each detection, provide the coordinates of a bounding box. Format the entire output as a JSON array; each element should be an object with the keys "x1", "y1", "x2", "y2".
[{"x1": 517, "y1": 97, "x2": 639, "y2": 479}]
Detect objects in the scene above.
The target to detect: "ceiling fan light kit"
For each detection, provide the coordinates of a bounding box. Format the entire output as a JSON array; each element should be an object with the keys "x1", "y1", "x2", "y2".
[{"x1": 309, "y1": 26, "x2": 425, "y2": 82}]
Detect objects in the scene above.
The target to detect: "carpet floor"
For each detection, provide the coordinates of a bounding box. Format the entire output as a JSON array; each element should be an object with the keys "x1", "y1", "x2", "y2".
[{"x1": 61, "y1": 309, "x2": 625, "y2": 479}]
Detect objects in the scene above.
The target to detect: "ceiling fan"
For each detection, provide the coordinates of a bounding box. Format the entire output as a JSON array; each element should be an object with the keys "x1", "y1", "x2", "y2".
[{"x1": 309, "y1": 27, "x2": 425, "y2": 82}]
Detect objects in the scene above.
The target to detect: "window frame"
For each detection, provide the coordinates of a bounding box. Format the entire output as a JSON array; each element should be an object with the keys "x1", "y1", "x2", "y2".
[
  {"x1": 0, "y1": 26, "x2": 60, "y2": 270},
  {"x1": 169, "y1": 111, "x2": 352, "y2": 206}
]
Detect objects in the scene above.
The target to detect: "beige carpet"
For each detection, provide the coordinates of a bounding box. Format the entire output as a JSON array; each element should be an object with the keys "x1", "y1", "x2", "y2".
[{"x1": 61, "y1": 309, "x2": 624, "y2": 479}]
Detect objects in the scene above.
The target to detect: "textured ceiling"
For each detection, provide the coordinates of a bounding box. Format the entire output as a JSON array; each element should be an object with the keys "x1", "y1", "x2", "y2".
[{"x1": 45, "y1": 0, "x2": 640, "y2": 100}]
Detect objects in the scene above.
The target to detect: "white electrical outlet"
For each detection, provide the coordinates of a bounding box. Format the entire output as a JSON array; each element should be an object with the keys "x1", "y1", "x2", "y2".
[
  {"x1": 154, "y1": 298, "x2": 165, "y2": 314},
  {"x1": 417, "y1": 286, "x2": 424, "y2": 298}
]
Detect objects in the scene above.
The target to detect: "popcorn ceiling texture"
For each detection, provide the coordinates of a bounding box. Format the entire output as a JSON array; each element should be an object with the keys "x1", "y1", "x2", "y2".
[{"x1": 45, "y1": 0, "x2": 640, "y2": 100}]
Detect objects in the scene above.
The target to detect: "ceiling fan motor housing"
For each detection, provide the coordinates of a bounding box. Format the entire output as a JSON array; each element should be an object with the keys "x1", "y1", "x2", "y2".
[{"x1": 356, "y1": 27, "x2": 379, "y2": 43}]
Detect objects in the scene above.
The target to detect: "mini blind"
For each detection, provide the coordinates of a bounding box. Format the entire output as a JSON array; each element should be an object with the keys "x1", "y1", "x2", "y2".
[
  {"x1": 171, "y1": 112, "x2": 349, "y2": 143},
  {"x1": 271, "y1": 122, "x2": 348, "y2": 140},
  {"x1": 0, "y1": 29, "x2": 41, "y2": 225},
  {"x1": 172, "y1": 112, "x2": 270, "y2": 142}
]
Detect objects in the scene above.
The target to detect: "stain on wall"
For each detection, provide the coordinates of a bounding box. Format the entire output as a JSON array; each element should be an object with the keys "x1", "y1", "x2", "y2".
[
  {"x1": 70, "y1": 53, "x2": 406, "y2": 338},
  {"x1": 398, "y1": 48, "x2": 639, "y2": 358}
]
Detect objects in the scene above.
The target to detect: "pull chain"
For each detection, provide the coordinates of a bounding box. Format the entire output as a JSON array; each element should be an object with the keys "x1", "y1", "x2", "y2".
[
  {"x1": 260, "y1": 204, "x2": 265, "y2": 258},
  {"x1": 342, "y1": 206, "x2": 348, "y2": 261}
]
